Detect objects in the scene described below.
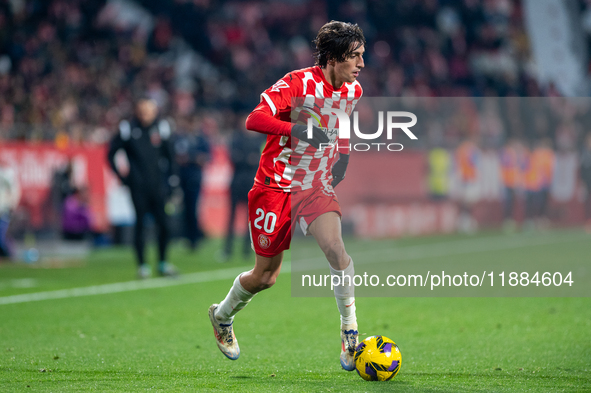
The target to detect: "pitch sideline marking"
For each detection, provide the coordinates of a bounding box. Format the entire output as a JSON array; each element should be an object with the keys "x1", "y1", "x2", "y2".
[
  {"x1": 0, "y1": 231, "x2": 587, "y2": 305},
  {"x1": 0, "y1": 264, "x2": 288, "y2": 306}
]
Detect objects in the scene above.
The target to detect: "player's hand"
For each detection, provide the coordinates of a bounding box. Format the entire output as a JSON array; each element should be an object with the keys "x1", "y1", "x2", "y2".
[
  {"x1": 331, "y1": 153, "x2": 349, "y2": 188},
  {"x1": 291, "y1": 124, "x2": 329, "y2": 149}
]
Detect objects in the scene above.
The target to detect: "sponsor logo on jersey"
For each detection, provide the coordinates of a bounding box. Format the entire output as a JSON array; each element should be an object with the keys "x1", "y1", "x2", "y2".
[
  {"x1": 258, "y1": 234, "x2": 271, "y2": 249},
  {"x1": 270, "y1": 79, "x2": 290, "y2": 93}
]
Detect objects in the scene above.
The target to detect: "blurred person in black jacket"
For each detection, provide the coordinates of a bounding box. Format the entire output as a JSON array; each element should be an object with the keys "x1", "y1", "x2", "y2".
[
  {"x1": 107, "y1": 98, "x2": 179, "y2": 278},
  {"x1": 220, "y1": 116, "x2": 264, "y2": 261},
  {"x1": 174, "y1": 115, "x2": 211, "y2": 251}
]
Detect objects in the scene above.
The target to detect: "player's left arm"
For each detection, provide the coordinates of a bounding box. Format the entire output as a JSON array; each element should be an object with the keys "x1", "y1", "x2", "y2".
[
  {"x1": 331, "y1": 109, "x2": 354, "y2": 188},
  {"x1": 331, "y1": 153, "x2": 349, "y2": 188}
]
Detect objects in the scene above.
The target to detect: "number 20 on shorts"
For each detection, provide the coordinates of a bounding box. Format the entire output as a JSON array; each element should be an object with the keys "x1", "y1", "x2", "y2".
[{"x1": 253, "y1": 208, "x2": 277, "y2": 234}]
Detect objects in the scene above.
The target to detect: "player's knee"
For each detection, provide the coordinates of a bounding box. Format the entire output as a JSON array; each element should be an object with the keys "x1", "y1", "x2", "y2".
[{"x1": 322, "y1": 239, "x2": 346, "y2": 262}]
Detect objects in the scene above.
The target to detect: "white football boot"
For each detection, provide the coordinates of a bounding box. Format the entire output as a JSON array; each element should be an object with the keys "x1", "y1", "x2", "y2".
[
  {"x1": 340, "y1": 323, "x2": 359, "y2": 371},
  {"x1": 208, "y1": 304, "x2": 240, "y2": 360}
]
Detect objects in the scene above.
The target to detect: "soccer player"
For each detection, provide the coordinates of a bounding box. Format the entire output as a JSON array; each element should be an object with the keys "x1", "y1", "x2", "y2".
[{"x1": 209, "y1": 21, "x2": 365, "y2": 371}]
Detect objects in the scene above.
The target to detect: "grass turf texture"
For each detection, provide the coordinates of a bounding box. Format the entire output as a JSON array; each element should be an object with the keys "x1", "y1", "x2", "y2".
[{"x1": 0, "y1": 230, "x2": 590, "y2": 392}]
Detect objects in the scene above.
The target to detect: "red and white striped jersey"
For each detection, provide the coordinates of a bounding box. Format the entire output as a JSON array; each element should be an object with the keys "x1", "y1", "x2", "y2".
[{"x1": 252, "y1": 66, "x2": 363, "y2": 192}]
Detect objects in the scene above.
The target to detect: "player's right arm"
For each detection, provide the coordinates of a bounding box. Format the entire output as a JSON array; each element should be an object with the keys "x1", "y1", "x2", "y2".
[
  {"x1": 245, "y1": 105, "x2": 290, "y2": 136},
  {"x1": 245, "y1": 74, "x2": 328, "y2": 148}
]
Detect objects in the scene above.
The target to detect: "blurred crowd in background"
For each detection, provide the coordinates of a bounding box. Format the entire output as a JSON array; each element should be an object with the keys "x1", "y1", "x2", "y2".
[
  {"x1": 1, "y1": 0, "x2": 591, "y2": 145},
  {"x1": 2, "y1": 0, "x2": 591, "y2": 256}
]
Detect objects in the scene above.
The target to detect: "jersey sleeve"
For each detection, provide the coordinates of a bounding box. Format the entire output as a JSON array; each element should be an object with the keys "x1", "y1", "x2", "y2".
[
  {"x1": 246, "y1": 72, "x2": 304, "y2": 136},
  {"x1": 259, "y1": 73, "x2": 303, "y2": 117},
  {"x1": 245, "y1": 107, "x2": 292, "y2": 136}
]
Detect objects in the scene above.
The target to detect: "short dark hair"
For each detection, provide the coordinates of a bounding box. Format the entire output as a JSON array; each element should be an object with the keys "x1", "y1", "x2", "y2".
[{"x1": 313, "y1": 21, "x2": 366, "y2": 68}]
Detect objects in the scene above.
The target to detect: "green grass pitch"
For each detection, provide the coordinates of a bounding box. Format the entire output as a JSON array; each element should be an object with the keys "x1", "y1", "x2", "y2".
[{"x1": 0, "y1": 230, "x2": 590, "y2": 392}]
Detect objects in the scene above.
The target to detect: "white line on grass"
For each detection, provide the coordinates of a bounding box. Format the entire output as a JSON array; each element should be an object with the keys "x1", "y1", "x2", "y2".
[
  {"x1": 0, "y1": 230, "x2": 587, "y2": 305},
  {"x1": 0, "y1": 263, "x2": 288, "y2": 306}
]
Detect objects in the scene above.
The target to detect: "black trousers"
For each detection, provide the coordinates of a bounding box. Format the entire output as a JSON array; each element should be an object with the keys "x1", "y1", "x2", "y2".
[
  {"x1": 181, "y1": 181, "x2": 203, "y2": 247},
  {"x1": 130, "y1": 188, "x2": 169, "y2": 266}
]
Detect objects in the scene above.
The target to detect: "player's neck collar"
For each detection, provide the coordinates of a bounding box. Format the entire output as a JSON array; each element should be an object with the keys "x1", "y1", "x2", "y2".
[{"x1": 316, "y1": 66, "x2": 345, "y2": 91}]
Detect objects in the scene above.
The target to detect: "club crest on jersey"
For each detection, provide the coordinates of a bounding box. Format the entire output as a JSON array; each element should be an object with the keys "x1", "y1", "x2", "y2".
[
  {"x1": 270, "y1": 80, "x2": 289, "y2": 93},
  {"x1": 258, "y1": 234, "x2": 271, "y2": 249},
  {"x1": 345, "y1": 103, "x2": 353, "y2": 116}
]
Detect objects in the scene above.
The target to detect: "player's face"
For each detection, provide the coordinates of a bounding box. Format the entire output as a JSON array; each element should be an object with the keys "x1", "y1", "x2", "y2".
[
  {"x1": 334, "y1": 43, "x2": 365, "y2": 86},
  {"x1": 136, "y1": 99, "x2": 158, "y2": 126}
]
